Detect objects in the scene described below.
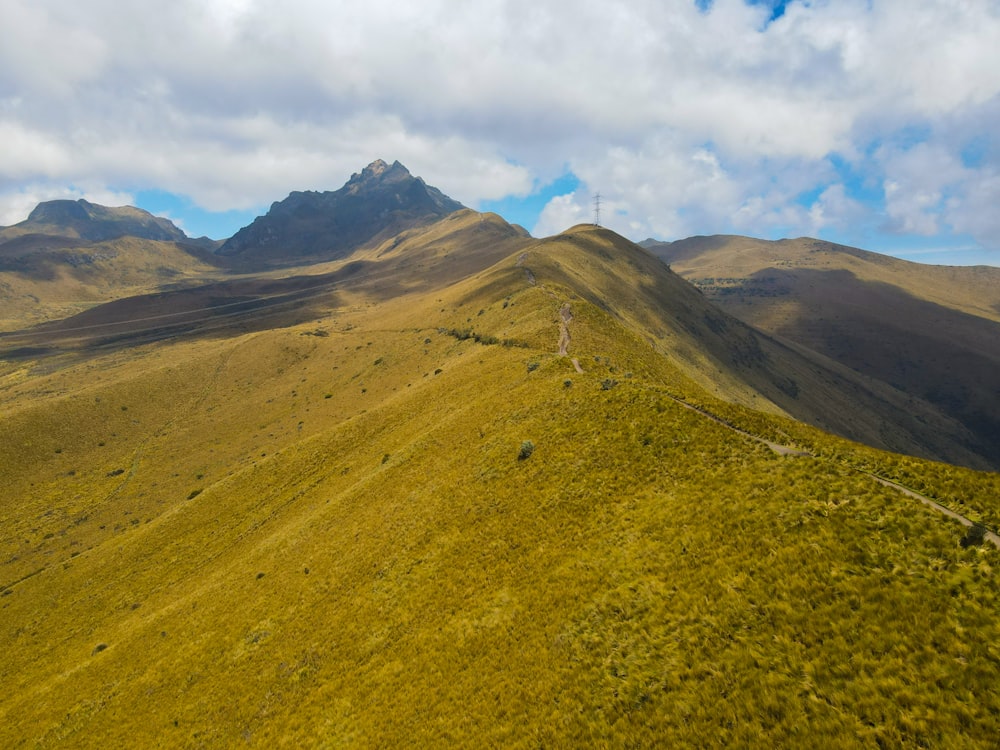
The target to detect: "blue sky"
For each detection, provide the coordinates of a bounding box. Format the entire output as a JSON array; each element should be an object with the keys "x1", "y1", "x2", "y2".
[
  {"x1": 134, "y1": 190, "x2": 261, "y2": 241},
  {"x1": 1, "y1": 0, "x2": 999, "y2": 266},
  {"x1": 480, "y1": 174, "x2": 581, "y2": 233}
]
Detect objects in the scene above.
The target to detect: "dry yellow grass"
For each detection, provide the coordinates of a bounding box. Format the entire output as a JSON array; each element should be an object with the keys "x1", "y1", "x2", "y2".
[{"x1": 1, "y1": 221, "x2": 999, "y2": 747}]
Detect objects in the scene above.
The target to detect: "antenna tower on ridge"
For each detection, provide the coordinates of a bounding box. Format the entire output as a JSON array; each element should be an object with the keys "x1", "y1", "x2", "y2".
[{"x1": 593, "y1": 192, "x2": 602, "y2": 227}]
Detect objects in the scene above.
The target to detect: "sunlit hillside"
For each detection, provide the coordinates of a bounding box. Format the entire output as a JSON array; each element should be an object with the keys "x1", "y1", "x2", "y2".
[{"x1": 2, "y1": 218, "x2": 999, "y2": 747}]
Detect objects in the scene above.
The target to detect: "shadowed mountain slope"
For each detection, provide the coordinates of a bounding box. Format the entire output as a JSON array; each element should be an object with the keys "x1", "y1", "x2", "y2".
[
  {"x1": 217, "y1": 159, "x2": 465, "y2": 267},
  {"x1": 3, "y1": 218, "x2": 991, "y2": 472},
  {"x1": 0, "y1": 203, "x2": 220, "y2": 331},
  {"x1": 0, "y1": 157, "x2": 474, "y2": 332},
  {"x1": 2, "y1": 215, "x2": 1000, "y2": 747},
  {"x1": 0, "y1": 210, "x2": 529, "y2": 357},
  {"x1": 645, "y1": 235, "x2": 1000, "y2": 469}
]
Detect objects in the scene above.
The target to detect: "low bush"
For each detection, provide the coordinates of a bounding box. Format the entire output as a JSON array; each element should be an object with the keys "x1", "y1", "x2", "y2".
[
  {"x1": 517, "y1": 440, "x2": 535, "y2": 461},
  {"x1": 961, "y1": 523, "x2": 988, "y2": 548}
]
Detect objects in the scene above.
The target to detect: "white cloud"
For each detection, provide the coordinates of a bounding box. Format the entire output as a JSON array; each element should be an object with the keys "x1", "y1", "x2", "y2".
[
  {"x1": 945, "y1": 170, "x2": 1000, "y2": 245},
  {"x1": 877, "y1": 141, "x2": 992, "y2": 240},
  {"x1": 545, "y1": 134, "x2": 837, "y2": 241},
  {"x1": 0, "y1": 0, "x2": 998, "y2": 258},
  {"x1": 534, "y1": 193, "x2": 588, "y2": 238},
  {"x1": 0, "y1": 0, "x2": 108, "y2": 97},
  {"x1": 0, "y1": 120, "x2": 72, "y2": 178},
  {"x1": 807, "y1": 183, "x2": 867, "y2": 235}
]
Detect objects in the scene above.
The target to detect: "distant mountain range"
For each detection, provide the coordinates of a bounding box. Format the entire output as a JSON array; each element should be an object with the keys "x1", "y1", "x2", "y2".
[
  {"x1": 2, "y1": 162, "x2": 998, "y2": 471},
  {"x1": 644, "y1": 235, "x2": 1000, "y2": 468},
  {"x1": 0, "y1": 160, "x2": 464, "y2": 326},
  {"x1": 0, "y1": 200, "x2": 216, "y2": 329},
  {"x1": 6, "y1": 199, "x2": 188, "y2": 243},
  {"x1": 3, "y1": 163, "x2": 999, "y2": 470}
]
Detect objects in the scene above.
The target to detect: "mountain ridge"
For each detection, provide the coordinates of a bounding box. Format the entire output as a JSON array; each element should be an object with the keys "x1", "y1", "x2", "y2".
[
  {"x1": 2, "y1": 172, "x2": 998, "y2": 472},
  {"x1": 518, "y1": 225, "x2": 993, "y2": 469},
  {"x1": 0, "y1": 201, "x2": 214, "y2": 331},
  {"x1": 2, "y1": 199, "x2": 189, "y2": 244},
  {"x1": 645, "y1": 234, "x2": 1000, "y2": 468}
]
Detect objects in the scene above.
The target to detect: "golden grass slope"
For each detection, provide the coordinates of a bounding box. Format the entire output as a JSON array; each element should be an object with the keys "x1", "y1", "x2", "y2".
[
  {"x1": 646, "y1": 234, "x2": 1000, "y2": 324},
  {"x1": 2, "y1": 223, "x2": 1000, "y2": 747}
]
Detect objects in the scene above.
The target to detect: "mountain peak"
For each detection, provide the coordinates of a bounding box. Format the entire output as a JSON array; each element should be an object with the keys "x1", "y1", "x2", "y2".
[
  {"x1": 217, "y1": 159, "x2": 464, "y2": 265},
  {"x1": 358, "y1": 158, "x2": 395, "y2": 178},
  {"x1": 19, "y1": 199, "x2": 187, "y2": 243},
  {"x1": 27, "y1": 198, "x2": 93, "y2": 225},
  {"x1": 345, "y1": 159, "x2": 413, "y2": 191}
]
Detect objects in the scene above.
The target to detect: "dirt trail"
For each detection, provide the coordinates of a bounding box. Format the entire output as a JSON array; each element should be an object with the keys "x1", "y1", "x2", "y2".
[
  {"x1": 867, "y1": 474, "x2": 1000, "y2": 549},
  {"x1": 557, "y1": 304, "x2": 571, "y2": 356},
  {"x1": 515, "y1": 253, "x2": 535, "y2": 285},
  {"x1": 522, "y1": 254, "x2": 996, "y2": 548},
  {"x1": 665, "y1": 392, "x2": 998, "y2": 549},
  {"x1": 666, "y1": 394, "x2": 811, "y2": 457},
  {"x1": 556, "y1": 303, "x2": 584, "y2": 373}
]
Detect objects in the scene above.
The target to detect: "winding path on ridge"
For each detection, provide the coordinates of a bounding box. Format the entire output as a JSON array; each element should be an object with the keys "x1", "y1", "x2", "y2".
[
  {"x1": 557, "y1": 303, "x2": 584, "y2": 373},
  {"x1": 865, "y1": 474, "x2": 1000, "y2": 548},
  {"x1": 663, "y1": 394, "x2": 999, "y2": 548},
  {"x1": 521, "y1": 255, "x2": 999, "y2": 550}
]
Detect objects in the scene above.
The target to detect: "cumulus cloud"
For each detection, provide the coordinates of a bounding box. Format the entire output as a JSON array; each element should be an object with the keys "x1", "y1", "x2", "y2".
[
  {"x1": 945, "y1": 170, "x2": 1000, "y2": 245},
  {"x1": 534, "y1": 193, "x2": 589, "y2": 238},
  {"x1": 0, "y1": 0, "x2": 108, "y2": 97},
  {"x1": 876, "y1": 139, "x2": 1000, "y2": 245},
  {"x1": 807, "y1": 184, "x2": 867, "y2": 235},
  {"x1": 0, "y1": 0, "x2": 998, "y2": 259}
]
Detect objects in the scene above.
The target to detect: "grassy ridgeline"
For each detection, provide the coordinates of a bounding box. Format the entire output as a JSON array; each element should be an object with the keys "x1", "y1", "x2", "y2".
[{"x1": 1, "y1": 236, "x2": 999, "y2": 747}]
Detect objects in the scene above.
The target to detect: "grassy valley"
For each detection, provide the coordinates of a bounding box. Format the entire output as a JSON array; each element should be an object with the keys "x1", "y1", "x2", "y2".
[{"x1": 2, "y1": 217, "x2": 999, "y2": 746}]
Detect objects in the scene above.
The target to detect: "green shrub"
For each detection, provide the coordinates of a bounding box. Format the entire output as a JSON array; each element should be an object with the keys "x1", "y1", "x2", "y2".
[
  {"x1": 517, "y1": 440, "x2": 535, "y2": 461},
  {"x1": 961, "y1": 523, "x2": 988, "y2": 548}
]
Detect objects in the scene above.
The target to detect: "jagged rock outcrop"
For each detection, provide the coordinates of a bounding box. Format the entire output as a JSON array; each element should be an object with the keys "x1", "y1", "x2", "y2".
[{"x1": 217, "y1": 159, "x2": 464, "y2": 263}]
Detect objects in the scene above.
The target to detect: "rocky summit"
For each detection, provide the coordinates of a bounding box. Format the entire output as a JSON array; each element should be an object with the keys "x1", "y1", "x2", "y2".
[{"x1": 217, "y1": 159, "x2": 464, "y2": 265}]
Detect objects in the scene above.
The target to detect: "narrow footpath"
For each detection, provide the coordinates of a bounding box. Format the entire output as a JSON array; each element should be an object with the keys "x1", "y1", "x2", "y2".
[
  {"x1": 666, "y1": 392, "x2": 1000, "y2": 550},
  {"x1": 533, "y1": 264, "x2": 1000, "y2": 551}
]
